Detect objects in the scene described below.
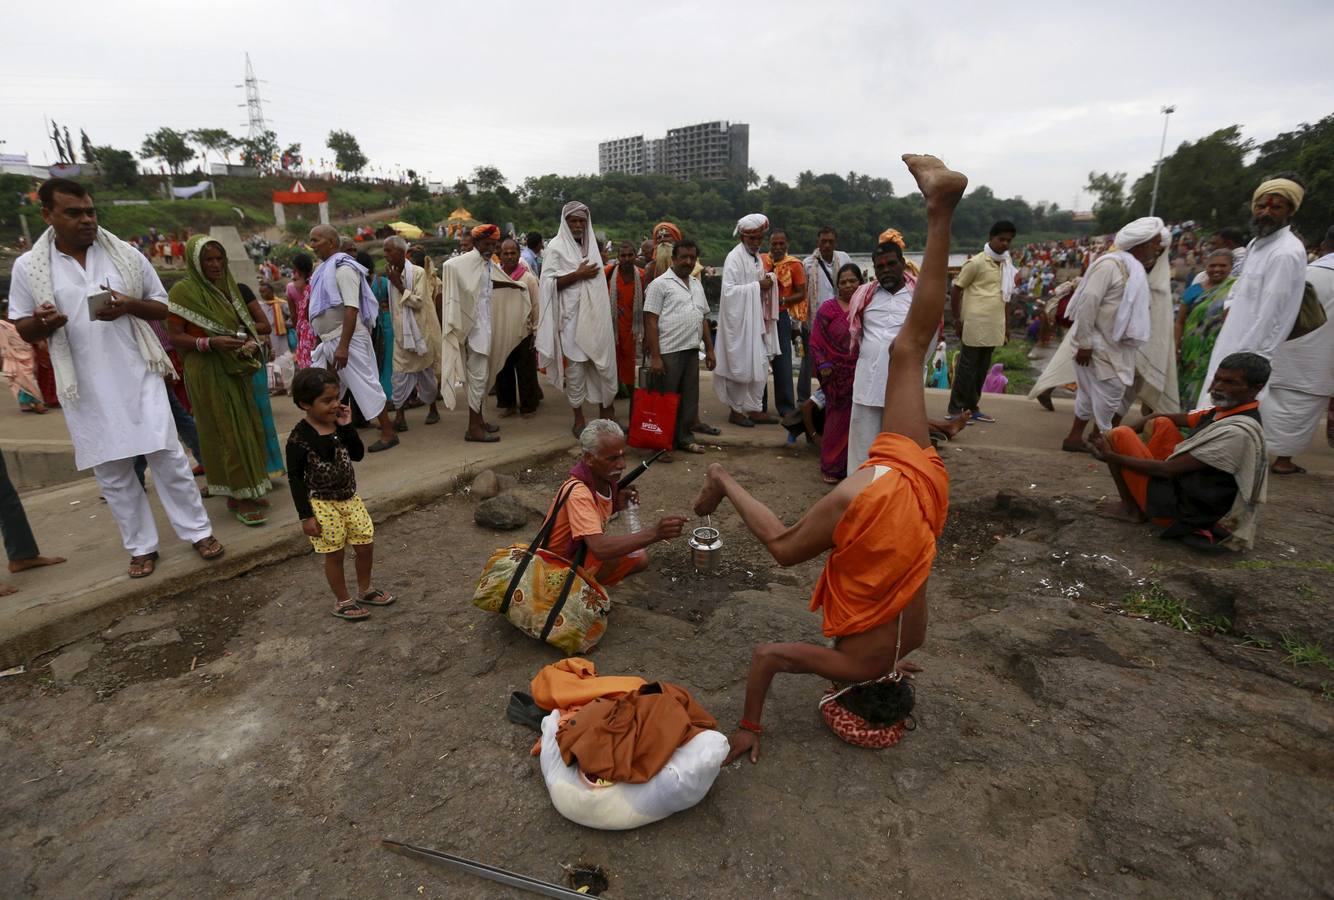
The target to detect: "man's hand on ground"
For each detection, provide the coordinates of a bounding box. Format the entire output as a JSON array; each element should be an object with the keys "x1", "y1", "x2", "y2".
[
  {"x1": 1087, "y1": 433, "x2": 1111, "y2": 461},
  {"x1": 725, "y1": 729, "x2": 760, "y2": 765}
]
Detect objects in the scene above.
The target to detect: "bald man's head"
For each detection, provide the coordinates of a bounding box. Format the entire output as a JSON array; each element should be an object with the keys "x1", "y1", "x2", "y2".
[{"x1": 309, "y1": 225, "x2": 339, "y2": 261}]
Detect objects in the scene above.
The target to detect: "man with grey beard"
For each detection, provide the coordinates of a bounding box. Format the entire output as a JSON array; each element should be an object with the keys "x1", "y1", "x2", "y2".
[{"x1": 1198, "y1": 174, "x2": 1308, "y2": 406}]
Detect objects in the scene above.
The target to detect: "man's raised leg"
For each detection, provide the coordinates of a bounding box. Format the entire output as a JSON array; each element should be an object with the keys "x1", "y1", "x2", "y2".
[{"x1": 880, "y1": 156, "x2": 967, "y2": 448}]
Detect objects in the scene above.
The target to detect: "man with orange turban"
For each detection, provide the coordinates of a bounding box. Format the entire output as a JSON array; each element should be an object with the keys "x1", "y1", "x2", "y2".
[
  {"x1": 694, "y1": 154, "x2": 967, "y2": 765},
  {"x1": 644, "y1": 221, "x2": 683, "y2": 283}
]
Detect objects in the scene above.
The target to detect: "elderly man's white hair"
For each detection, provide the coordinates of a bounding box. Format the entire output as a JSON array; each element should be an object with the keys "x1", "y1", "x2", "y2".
[
  {"x1": 383, "y1": 235, "x2": 408, "y2": 251},
  {"x1": 579, "y1": 418, "x2": 624, "y2": 455}
]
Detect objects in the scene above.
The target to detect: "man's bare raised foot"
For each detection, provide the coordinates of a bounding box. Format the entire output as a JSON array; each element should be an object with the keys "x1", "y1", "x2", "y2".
[
  {"x1": 9, "y1": 555, "x2": 66, "y2": 574},
  {"x1": 1096, "y1": 499, "x2": 1147, "y2": 523},
  {"x1": 938, "y1": 410, "x2": 971, "y2": 439},
  {"x1": 693, "y1": 463, "x2": 728, "y2": 516},
  {"x1": 901, "y1": 154, "x2": 968, "y2": 208}
]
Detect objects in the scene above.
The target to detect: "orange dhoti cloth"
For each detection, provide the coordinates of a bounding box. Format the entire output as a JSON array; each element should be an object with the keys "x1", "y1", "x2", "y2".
[
  {"x1": 1106, "y1": 418, "x2": 1184, "y2": 520},
  {"x1": 809, "y1": 432, "x2": 950, "y2": 637}
]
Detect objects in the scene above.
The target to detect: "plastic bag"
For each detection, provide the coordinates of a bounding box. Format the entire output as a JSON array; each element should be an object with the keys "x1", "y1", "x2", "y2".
[
  {"x1": 537, "y1": 709, "x2": 728, "y2": 830},
  {"x1": 627, "y1": 385, "x2": 678, "y2": 452}
]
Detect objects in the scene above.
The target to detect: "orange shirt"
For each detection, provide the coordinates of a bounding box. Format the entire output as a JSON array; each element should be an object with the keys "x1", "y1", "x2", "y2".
[
  {"x1": 545, "y1": 478, "x2": 614, "y2": 573},
  {"x1": 763, "y1": 254, "x2": 808, "y2": 323},
  {"x1": 809, "y1": 433, "x2": 950, "y2": 637}
]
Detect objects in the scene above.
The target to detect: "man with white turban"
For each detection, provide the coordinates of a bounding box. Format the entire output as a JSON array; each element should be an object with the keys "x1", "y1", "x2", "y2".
[
  {"x1": 1263, "y1": 223, "x2": 1334, "y2": 475},
  {"x1": 714, "y1": 213, "x2": 780, "y2": 426},
  {"x1": 440, "y1": 224, "x2": 531, "y2": 442},
  {"x1": 1202, "y1": 176, "x2": 1309, "y2": 410},
  {"x1": 1050, "y1": 217, "x2": 1170, "y2": 451},
  {"x1": 536, "y1": 202, "x2": 618, "y2": 438}
]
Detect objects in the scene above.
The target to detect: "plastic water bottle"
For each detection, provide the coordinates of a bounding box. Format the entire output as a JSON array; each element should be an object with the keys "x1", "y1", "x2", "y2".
[{"x1": 623, "y1": 498, "x2": 642, "y2": 534}]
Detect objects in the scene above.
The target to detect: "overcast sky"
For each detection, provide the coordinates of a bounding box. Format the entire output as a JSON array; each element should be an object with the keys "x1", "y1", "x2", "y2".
[{"x1": 4, "y1": 0, "x2": 1332, "y2": 210}]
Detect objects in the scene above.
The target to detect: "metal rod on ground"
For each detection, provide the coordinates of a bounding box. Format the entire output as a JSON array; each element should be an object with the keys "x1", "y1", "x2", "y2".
[{"x1": 381, "y1": 840, "x2": 592, "y2": 899}]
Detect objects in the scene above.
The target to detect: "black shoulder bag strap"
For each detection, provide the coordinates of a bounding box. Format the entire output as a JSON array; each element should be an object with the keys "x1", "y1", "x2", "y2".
[
  {"x1": 539, "y1": 539, "x2": 590, "y2": 643},
  {"x1": 498, "y1": 480, "x2": 577, "y2": 616}
]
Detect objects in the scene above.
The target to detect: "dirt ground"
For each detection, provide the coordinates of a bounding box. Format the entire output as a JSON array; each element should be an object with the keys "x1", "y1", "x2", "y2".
[{"x1": 2, "y1": 440, "x2": 1332, "y2": 899}]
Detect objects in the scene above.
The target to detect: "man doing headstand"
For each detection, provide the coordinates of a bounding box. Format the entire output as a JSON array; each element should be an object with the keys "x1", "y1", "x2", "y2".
[{"x1": 694, "y1": 154, "x2": 967, "y2": 764}]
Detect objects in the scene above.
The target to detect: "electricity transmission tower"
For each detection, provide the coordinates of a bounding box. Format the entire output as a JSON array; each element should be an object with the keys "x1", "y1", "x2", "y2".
[{"x1": 237, "y1": 53, "x2": 269, "y2": 139}]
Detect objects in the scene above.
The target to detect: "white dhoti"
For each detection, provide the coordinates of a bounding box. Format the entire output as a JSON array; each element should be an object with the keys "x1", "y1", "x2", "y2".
[
  {"x1": 565, "y1": 358, "x2": 614, "y2": 408},
  {"x1": 391, "y1": 368, "x2": 440, "y2": 409},
  {"x1": 94, "y1": 444, "x2": 212, "y2": 556},
  {"x1": 713, "y1": 374, "x2": 765, "y2": 414},
  {"x1": 313, "y1": 328, "x2": 386, "y2": 419},
  {"x1": 465, "y1": 346, "x2": 490, "y2": 413},
  {"x1": 1262, "y1": 387, "x2": 1328, "y2": 456},
  {"x1": 1073, "y1": 366, "x2": 1128, "y2": 432},
  {"x1": 847, "y1": 402, "x2": 883, "y2": 474}
]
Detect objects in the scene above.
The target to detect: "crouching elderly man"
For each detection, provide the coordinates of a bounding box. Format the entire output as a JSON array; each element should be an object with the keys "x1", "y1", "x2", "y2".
[
  {"x1": 1090, "y1": 351, "x2": 1271, "y2": 553},
  {"x1": 541, "y1": 419, "x2": 686, "y2": 586}
]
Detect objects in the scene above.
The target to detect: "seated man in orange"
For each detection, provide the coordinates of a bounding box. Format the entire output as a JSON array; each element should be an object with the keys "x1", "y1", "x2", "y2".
[
  {"x1": 544, "y1": 419, "x2": 687, "y2": 585},
  {"x1": 1089, "y1": 351, "x2": 1270, "y2": 553},
  {"x1": 694, "y1": 154, "x2": 967, "y2": 764}
]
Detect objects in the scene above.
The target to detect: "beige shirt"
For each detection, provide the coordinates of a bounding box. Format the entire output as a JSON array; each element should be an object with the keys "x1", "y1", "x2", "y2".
[{"x1": 954, "y1": 253, "x2": 1007, "y2": 347}]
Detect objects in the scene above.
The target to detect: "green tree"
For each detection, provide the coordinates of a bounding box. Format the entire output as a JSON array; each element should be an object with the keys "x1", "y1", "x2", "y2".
[
  {"x1": 95, "y1": 146, "x2": 138, "y2": 186},
  {"x1": 327, "y1": 129, "x2": 368, "y2": 174},
  {"x1": 1086, "y1": 171, "x2": 1128, "y2": 233},
  {"x1": 1126, "y1": 126, "x2": 1252, "y2": 226},
  {"x1": 239, "y1": 130, "x2": 279, "y2": 172},
  {"x1": 1250, "y1": 113, "x2": 1334, "y2": 239},
  {"x1": 473, "y1": 165, "x2": 506, "y2": 191},
  {"x1": 282, "y1": 143, "x2": 302, "y2": 169},
  {"x1": 140, "y1": 127, "x2": 194, "y2": 174},
  {"x1": 187, "y1": 128, "x2": 237, "y2": 168}
]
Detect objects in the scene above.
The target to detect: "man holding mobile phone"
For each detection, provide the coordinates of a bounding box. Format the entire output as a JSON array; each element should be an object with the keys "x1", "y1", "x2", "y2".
[{"x1": 7, "y1": 178, "x2": 222, "y2": 579}]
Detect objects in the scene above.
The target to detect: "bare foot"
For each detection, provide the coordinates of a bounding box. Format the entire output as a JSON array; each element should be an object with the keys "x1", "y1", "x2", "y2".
[
  {"x1": 693, "y1": 463, "x2": 728, "y2": 516},
  {"x1": 0, "y1": 582, "x2": 16, "y2": 597},
  {"x1": 9, "y1": 555, "x2": 67, "y2": 574},
  {"x1": 938, "y1": 411, "x2": 971, "y2": 439},
  {"x1": 902, "y1": 154, "x2": 968, "y2": 208},
  {"x1": 1096, "y1": 499, "x2": 1146, "y2": 523}
]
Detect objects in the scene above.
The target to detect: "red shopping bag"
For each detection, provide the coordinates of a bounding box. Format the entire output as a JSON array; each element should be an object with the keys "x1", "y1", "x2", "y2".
[{"x1": 628, "y1": 384, "x2": 679, "y2": 451}]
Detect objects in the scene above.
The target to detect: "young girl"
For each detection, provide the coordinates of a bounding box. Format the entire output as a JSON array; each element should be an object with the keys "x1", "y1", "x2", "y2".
[{"x1": 286, "y1": 367, "x2": 394, "y2": 620}]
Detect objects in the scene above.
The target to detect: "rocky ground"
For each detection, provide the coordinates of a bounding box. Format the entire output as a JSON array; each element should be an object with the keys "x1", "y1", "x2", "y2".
[{"x1": 1, "y1": 440, "x2": 1331, "y2": 898}]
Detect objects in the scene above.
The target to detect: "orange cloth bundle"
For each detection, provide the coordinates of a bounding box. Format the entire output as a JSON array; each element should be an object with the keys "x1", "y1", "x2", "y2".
[
  {"x1": 808, "y1": 433, "x2": 949, "y2": 637},
  {"x1": 555, "y1": 682, "x2": 717, "y2": 784}
]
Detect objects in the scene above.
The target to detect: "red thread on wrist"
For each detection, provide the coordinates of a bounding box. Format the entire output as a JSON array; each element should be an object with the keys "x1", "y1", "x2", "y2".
[{"x1": 739, "y1": 718, "x2": 763, "y2": 735}]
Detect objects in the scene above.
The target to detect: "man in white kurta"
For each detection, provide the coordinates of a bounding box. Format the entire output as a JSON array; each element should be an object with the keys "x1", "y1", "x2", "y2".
[
  {"x1": 1200, "y1": 178, "x2": 1308, "y2": 407},
  {"x1": 536, "y1": 202, "x2": 618, "y2": 437},
  {"x1": 1263, "y1": 228, "x2": 1334, "y2": 474},
  {"x1": 307, "y1": 225, "x2": 397, "y2": 451},
  {"x1": 383, "y1": 235, "x2": 442, "y2": 431},
  {"x1": 802, "y1": 226, "x2": 852, "y2": 403},
  {"x1": 1056, "y1": 218, "x2": 1168, "y2": 450},
  {"x1": 8, "y1": 180, "x2": 216, "y2": 574},
  {"x1": 847, "y1": 242, "x2": 914, "y2": 472},
  {"x1": 441, "y1": 225, "x2": 530, "y2": 442},
  {"x1": 714, "y1": 213, "x2": 779, "y2": 426}
]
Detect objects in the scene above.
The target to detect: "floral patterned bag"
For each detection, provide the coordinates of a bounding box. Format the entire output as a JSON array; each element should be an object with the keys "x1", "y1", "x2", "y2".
[{"x1": 472, "y1": 482, "x2": 611, "y2": 655}]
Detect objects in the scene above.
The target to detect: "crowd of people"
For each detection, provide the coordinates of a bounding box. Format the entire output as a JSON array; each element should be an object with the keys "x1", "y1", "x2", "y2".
[{"x1": 1, "y1": 161, "x2": 1331, "y2": 756}]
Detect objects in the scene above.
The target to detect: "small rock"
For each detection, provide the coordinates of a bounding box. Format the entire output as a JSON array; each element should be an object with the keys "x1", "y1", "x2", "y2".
[
  {"x1": 49, "y1": 644, "x2": 99, "y2": 683},
  {"x1": 104, "y1": 610, "x2": 176, "y2": 639},
  {"x1": 471, "y1": 469, "x2": 501, "y2": 499},
  {"x1": 496, "y1": 473, "x2": 518, "y2": 493},
  {"x1": 475, "y1": 495, "x2": 530, "y2": 530},
  {"x1": 128, "y1": 628, "x2": 183, "y2": 650}
]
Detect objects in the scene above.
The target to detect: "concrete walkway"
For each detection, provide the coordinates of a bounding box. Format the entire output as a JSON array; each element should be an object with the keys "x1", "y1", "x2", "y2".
[{"x1": 3, "y1": 376, "x2": 1330, "y2": 667}]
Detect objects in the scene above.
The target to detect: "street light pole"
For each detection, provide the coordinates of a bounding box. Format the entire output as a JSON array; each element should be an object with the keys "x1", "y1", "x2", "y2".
[{"x1": 1149, "y1": 104, "x2": 1176, "y2": 218}]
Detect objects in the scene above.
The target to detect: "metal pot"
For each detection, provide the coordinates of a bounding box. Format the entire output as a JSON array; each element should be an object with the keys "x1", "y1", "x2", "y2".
[{"x1": 688, "y1": 526, "x2": 722, "y2": 574}]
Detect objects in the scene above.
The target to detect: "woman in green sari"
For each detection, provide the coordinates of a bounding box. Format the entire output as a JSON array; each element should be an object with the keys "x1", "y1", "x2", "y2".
[
  {"x1": 1177, "y1": 248, "x2": 1236, "y2": 411},
  {"x1": 166, "y1": 236, "x2": 272, "y2": 525}
]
